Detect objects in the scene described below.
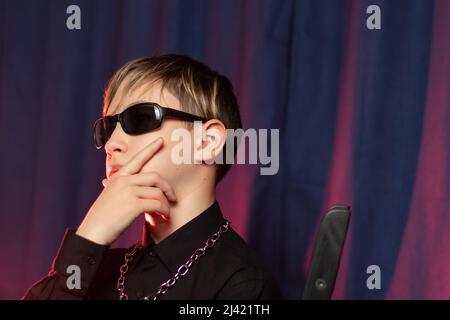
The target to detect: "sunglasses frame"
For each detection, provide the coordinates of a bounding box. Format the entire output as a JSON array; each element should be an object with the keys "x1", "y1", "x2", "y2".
[{"x1": 94, "y1": 102, "x2": 207, "y2": 149}]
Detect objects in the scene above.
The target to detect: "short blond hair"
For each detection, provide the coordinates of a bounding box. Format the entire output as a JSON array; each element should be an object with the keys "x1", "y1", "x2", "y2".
[{"x1": 103, "y1": 54, "x2": 242, "y2": 181}]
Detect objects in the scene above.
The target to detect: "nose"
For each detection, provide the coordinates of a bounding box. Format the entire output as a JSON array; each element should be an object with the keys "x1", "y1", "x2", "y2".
[{"x1": 105, "y1": 122, "x2": 128, "y2": 155}]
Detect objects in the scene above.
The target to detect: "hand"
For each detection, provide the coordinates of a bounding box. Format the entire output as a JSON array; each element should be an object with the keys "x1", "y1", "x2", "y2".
[{"x1": 76, "y1": 137, "x2": 176, "y2": 245}]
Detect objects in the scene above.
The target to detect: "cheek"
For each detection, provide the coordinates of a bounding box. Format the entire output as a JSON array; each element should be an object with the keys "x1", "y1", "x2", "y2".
[
  {"x1": 137, "y1": 122, "x2": 189, "y2": 177},
  {"x1": 139, "y1": 138, "x2": 177, "y2": 175}
]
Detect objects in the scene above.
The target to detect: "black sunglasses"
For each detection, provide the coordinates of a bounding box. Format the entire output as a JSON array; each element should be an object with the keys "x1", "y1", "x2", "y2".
[{"x1": 94, "y1": 102, "x2": 207, "y2": 149}]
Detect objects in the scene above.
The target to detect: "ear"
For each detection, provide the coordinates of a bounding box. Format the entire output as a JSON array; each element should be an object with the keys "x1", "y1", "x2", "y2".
[{"x1": 193, "y1": 119, "x2": 226, "y2": 165}]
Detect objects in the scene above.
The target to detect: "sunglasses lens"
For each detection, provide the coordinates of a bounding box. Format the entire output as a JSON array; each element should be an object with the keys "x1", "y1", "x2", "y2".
[
  {"x1": 93, "y1": 104, "x2": 161, "y2": 148},
  {"x1": 123, "y1": 105, "x2": 160, "y2": 135},
  {"x1": 94, "y1": 119, "x2": 105, "y2": 148},
  {"x1": 94, "y1": 118, "x2": 116, "y2": 148}
]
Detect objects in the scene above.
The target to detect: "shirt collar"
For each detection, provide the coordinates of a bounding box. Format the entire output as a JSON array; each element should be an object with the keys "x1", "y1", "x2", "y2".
[{"x1": 141, "y1": 200, "x2": 227, "y2": 275}]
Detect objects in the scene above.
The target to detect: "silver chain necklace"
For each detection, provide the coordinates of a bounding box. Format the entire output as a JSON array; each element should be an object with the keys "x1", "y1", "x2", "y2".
[{"x1": 117, "y1": 220, "x2": 230, "y2": 300}]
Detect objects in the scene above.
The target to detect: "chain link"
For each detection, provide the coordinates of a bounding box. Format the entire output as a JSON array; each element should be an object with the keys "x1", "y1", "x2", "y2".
[{"x1": 117, "y1": 219, "x2": 230, "y2": 300}]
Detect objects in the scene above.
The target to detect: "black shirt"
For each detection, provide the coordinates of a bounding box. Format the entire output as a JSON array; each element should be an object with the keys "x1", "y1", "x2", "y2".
[{"x1": 22, "y1": 201, "x2": 281, "y2": 300}]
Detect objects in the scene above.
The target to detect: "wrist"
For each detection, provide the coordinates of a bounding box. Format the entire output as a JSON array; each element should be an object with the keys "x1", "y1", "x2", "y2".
[{"x1": 75, "y1": 225, "x2": 112, "y2": 245}]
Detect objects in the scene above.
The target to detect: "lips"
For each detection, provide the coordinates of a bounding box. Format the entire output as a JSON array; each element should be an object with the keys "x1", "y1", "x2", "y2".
[{"x1": 107, "y1": 165, "x2": 123, "y2": 178}]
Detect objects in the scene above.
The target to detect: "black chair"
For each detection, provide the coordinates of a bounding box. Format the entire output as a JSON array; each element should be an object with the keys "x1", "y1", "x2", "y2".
[{"x1": 302, "y1": 205, "x2": 351, "y2": 300}]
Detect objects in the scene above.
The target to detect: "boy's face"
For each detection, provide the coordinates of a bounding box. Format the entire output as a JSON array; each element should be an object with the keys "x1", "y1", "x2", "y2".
[{"x1": 104, "y1": 79, "x2": 195, "y2": 191}]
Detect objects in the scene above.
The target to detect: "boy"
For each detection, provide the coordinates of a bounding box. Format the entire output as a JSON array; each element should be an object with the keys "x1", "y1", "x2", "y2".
[{"x1": 23, "y1": 54, "x2": 280, "y2": 300}]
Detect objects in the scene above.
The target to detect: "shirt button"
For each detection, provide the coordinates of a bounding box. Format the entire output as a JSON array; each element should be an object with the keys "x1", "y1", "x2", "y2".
[
  {"x1": 149, "y1": 250, "x2": 156, "y2": 257},
  {"x1": 87, "y1": 255, "x2": 96, "y2": 265}
]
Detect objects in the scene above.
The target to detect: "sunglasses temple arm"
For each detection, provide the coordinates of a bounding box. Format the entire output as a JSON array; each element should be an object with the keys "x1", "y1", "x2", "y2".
[{"x1": 162, "y1": 108, "x2": 206, "y2": 122}]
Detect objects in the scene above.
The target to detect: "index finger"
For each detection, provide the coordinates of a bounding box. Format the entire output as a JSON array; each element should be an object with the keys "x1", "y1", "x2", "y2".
[{"x1": 116, "y1": 137, "x2": 164, "y2": 177}]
